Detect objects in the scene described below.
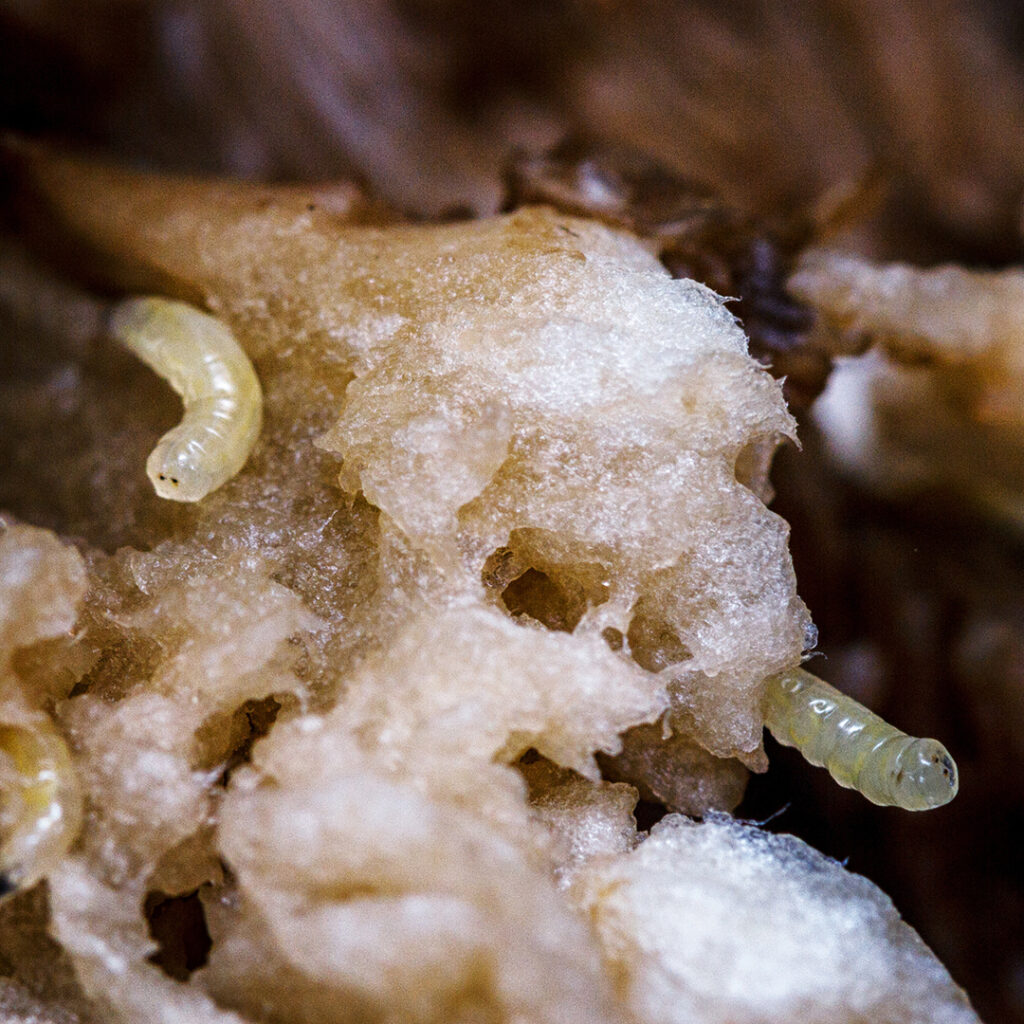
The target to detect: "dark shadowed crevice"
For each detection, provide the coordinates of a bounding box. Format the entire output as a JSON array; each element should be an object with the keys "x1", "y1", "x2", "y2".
[
  {"x1": 482, "y1": 531, "x2": 611, "y2": 633},
  {"x1": 500, "y1": 568, "x2": 588, "y2": 632},
  {"x1": 194, "y1": 694, "x2": 283, "y2": 780},
  {"x1": 631, "y1": 798, "x2": 670, "y2": 833},
  {"x1": 222, "y1": 695, "x2": 283, "y2": 776},
  {"x1": 143, "y1": 889, "x2": 212, "y2": 982},
  {"x1": 601, "y1": 626, "x2": 624, "y2": 650}
]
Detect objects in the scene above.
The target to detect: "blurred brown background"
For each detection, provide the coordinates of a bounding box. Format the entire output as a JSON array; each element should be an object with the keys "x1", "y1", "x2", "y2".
[{"x1": 2, "y1": 2, "x2": 1023, "y2": 1020}]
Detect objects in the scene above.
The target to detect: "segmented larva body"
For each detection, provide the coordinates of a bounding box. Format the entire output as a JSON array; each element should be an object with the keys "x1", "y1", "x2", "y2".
[
  {"x1": 108, "y1": 297, "x2": 263, "y2": 502},
  {"x1": 0, "y1": 721, "x2": 83, "y2": 900},
  {"x1": 763, "y1": 668, "x2": 958, "y2": 810}
]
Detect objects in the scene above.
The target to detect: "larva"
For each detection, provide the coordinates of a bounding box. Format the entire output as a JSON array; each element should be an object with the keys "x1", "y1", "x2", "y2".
[
  {"x1": 762, "y1": 667, "x2": 958, "y2": 810},
  {"x1": 0, "y1": 721, "x2": 83, "y2": 900},
  {"x1": 108, "y1": 297, "x2": 263, "y2": 502}
]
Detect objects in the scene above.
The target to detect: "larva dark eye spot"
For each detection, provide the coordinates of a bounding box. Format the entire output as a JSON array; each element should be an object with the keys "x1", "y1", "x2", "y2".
[
  {"x1": 158, "y1": 473, "x2": 166, "y2": 480},
  {"x1": 170, "y1": 478, "x2": 179, "y2": 485}
]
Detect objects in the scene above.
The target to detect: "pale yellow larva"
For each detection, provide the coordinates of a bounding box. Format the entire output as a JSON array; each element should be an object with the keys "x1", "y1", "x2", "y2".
[
  {"x1": 108, "y1": 297, "x2": 263, "y2": 502},
  {"x1": 0, "y1": 720, "x2": 83, "y2": 900},
  {"x1": 763, "y1": 667, "x2": 958, "y2": 810}
]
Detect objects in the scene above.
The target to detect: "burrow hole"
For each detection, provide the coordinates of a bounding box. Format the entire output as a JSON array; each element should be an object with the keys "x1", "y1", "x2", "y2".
[
  {"x1": 482, "y1": 534, "x2": 694, "y2": 676},
  {"x1": 144, "y1": 889, "x2": 212, "y2": 981},
  {"x1": 482, "y1": 535, "x2": 609, "y2": 633}
]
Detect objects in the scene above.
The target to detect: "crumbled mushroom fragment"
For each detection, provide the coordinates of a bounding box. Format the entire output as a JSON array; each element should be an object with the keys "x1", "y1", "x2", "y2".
[{"x1": 792, "y1": 251, "x2": 1024, "y2": 528}]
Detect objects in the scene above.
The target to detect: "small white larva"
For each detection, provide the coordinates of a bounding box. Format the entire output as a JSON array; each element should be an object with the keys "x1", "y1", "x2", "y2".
[
  {"x1": 0, "y1": 720, "x2": 83, "y2": 900},
  {"x1": 108, "y1": 297, "x2": 263, "y2": 502},
  {"x1": 762, "y1": 667, "x2": 958, "y2": 811}
]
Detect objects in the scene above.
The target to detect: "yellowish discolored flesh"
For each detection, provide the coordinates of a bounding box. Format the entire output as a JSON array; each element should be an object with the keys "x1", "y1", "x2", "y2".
[{"x1": 762, "y1": 668, "x2": 958, "y2": 810}]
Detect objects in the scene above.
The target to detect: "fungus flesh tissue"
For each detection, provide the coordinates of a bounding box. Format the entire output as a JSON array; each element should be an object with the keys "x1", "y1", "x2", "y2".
[{"x1": 0, "y1": 153, "x2": 977, "y2": 1024}]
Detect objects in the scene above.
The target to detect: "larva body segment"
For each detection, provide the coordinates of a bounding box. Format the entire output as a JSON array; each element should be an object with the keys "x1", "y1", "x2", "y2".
[
  {"x1": 108, "y1": 297, "x2": 263, "y2": 502},
  {"x1": 0, "y1": 721, "x2": 83, "y2": 900},
  {"x1": 763, "y1": 668, "x2": 958, "y2": 810}
]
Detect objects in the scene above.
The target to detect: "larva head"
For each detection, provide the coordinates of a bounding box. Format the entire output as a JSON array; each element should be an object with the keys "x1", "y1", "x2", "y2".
[
  {"x1": 146, "y1": 433, "x2": 227, "y2": 503},
  {"x1": 890, "y1": 738, "x2": 959, "y2": 811}
]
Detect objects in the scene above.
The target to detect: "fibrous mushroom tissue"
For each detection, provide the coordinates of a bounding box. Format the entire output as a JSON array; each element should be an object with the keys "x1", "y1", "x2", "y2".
[{"x1": 0, "y1": 147, "x2": 974, "y2": 1024}]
